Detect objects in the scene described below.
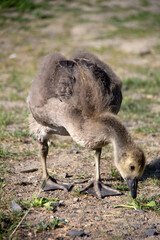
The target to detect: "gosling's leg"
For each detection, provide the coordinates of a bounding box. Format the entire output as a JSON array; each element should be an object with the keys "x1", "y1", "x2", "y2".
[
  {"x1": 40, "y1": 140, "x2": 73, "y2": 191},
  {"x1": 80, "y1": 148, "x2": 121, "y2": 198}
]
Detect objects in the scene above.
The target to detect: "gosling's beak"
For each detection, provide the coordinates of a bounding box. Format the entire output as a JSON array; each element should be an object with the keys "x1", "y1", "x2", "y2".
[{"x1": 126, "y1": 177, "x2": 138, "y2": 199}]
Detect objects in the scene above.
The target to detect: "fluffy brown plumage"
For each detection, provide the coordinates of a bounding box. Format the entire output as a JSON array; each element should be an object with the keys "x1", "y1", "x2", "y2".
[
  {"x1": 28, "y1": 50, "x2": 145, "y2": 199},
  {"x1": 29, "y1": 50, "x2": 122, "y2": 121}
]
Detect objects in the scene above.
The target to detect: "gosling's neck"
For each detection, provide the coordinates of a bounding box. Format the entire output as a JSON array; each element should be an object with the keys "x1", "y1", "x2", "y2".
[
  {"x1": 99, "y1": 113, "x2": 134, "y2": 160},
  {"x1": 65, "y1": 111, "x2": 134, "y2": 152}
]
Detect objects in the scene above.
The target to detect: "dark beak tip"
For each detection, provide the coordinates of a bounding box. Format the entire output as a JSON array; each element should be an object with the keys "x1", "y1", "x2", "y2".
[
  {"x1": 131, "y1": 192, "x2": 137, "y2": 199},
  {"x1": 126, "y1": 177, "x2": 138, "y2": 199}
]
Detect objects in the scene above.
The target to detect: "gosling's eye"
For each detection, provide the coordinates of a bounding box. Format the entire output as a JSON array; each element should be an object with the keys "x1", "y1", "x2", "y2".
[{"x1": 130, "y1": 165, "x2": 135, "y2": 171}]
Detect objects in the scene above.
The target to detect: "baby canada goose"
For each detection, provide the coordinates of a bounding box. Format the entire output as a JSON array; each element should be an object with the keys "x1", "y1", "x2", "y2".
[{"x1": 28, "y1": 50, "x2": 146, "y2": 199}]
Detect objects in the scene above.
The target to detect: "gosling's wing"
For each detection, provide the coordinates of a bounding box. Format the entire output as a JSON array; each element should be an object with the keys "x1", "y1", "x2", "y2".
[
  {"x1": 71, "y1": 49, "x2": 122, "y2": 88},
  {"x1": 71, "y1": 50, "x2": 123, "y2": 114},
  {"x1": 28, "y1": 51, "x2": 122, "y2": 122},
  {"x1": 28, "y1": 52, "x2": 67, "y2": 108},
  {"x1": 28, "y1": 53, "x2": 80, "y2": 128}
]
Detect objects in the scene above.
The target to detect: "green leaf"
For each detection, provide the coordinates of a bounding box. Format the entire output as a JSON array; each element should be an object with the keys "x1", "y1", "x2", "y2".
[
  {"x1": 143, "y1": 201, "x2": 156, "y2": 208},
  {"x1": 114, "y1": 204, "x2": 135, "y2": 209},
  {"x1": 43, "y1": 202, "x2": 54, "y2": 211}
]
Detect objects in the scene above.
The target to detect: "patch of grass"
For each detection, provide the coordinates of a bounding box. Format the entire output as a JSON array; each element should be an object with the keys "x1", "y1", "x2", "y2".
[
  {"x1": 54, "y1": 141, "x2": 70, "y2": 149},
  {"x1": 0, "y1": 145, "x2": 19, "y2": 160},
  {"x1": 134, "y1": 126, "x2": 158, "y2": 135},
  {"x1": 34, "y1": 221, "x2": 48, "y2": 232},
  {"x1": 106, "y1": 26, "x2": 153, "y2": 39},
  {"x1": 0, "y1": 106, "x2": 17, "y2": 127},
  {"x1": 150, "y1": 176, "x2": 160, "y2": 187},
  {"x1": 0, "y1": 0, "x2": 50, "y2": 23},
  {"x1": 124, "y1": 11, "x2": 150, "y2": 22},
  {"x1": 112, "y1": 236, "x2": 121, "y2": 240},
  {"x1": 0, "y1": 144, "x2": 36, "y2": 161},
  {"x1": 72, "y1": 189, "x2": 81, "y2": 197},
  {"x1": 77, "y1": 18, "x2": 95, "y2": 24},
  {"x1": 109, "y1": 165, "x2": 122, "y2": 182},
  {"x1": 106, "y1": 10, "x2": 160, "y2": 39},
  {"x1": 140, "y1": 0, "x2": 150, "y2": 7},
  {"x1": 0, "y1": 126, "x2": 29, "y2": 142},
  {"x1": 0, "y1": 178, "x2": 6, "y2": 204},
  {"x1": 6, "y1": 70, "x2": 30, "y2": 92},
  {"x1": 120, "y1": 71, "x2": 160, "y2": 122},
  {"x1": 11, "y1": 128, "x2": 29, "y2": 139},
  {"x1": 0, "y1": 177, "x2": 6, "y2": 190},
  {"x1": 22, "y1": 194, "x2": 59, "y2": 211},
  {"x1": 120, "y1": 98, "x2": 150, "y2": 121},
  {"x1": 123, "y1": 71, "x2": 160, "y2": 95},
  {"x1": 126, "y1": 11, "x2": 160, "y2": 27},
  {"x1": 115, "y1": 184, "x2": 129, "y2": 192},
  {"x1": 82, "y1": 155, "x2": 94, "y2": 160},
  {"x1": 123, "y1": 77, "x2": 146, "y2": 91},
  {"x1": 0, "y1": 128, "x2": 6, "y2": 141},
  {"x1": 74, "y1": 171, "x2": 92, "y2": 180},
  {"x1": 4, "y1": 93, "x2": 26, "y2": 101},
  {"x1": 21, "y1": 149, "x2": 37, "y2": 158},
  {"x1": 154, "y1": 112, "x2": 160, "y2": 124},
  {"x1": 0, "y1": 0, "x2": 48, "y2": 12},
  {"x1": 73, "y1": 142, "x2": 83, "y2": 149},
  {"x1": 110, "y1": 10, "x2": 160, "y2": 29},
  {"x1": 51, "y1": 31, "x2": 72, "y2": 46},
  {"x1": 33, "y1": 11, "x2": 53, "y2": 20},
  {"x1": 0, "y1": 156, "x2": 10, "y2": 178},
  {"x1": 34, "y1": 218, "x2": 66, "y2": 233},
  {"x1": 110, "y1": 166, "x2": 119, "y2": 177},
  {"x1": 0, "y1": 210, "x2": 22, "y2": 239},
  {"x1": 154, "y1": 44, "x2": 160, "y2": 53},
  {"x1": 114, "y1": 194, "x2": 160, "y2": 215},
  {"x1": 53, "y1": 5, "x2": 82, "y2": 15},
  {"x1": 50, "y1": 218, "x2": 67, "y2": 230}
]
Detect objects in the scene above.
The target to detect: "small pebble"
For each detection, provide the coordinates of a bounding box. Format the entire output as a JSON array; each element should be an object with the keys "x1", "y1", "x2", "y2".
[
  {"x1": 133, "y1": 225, "x2": 139, "y2": 230},
  {"x1": 73, "y1": 197, "x2": 79, "y2": 202},
  {"x1": 69, "y1": 230, "x2": 85, "y2": 237},
  {"x1": 85, "y1": 211, "x2": 90, "y2": 214},
  {"x1": 59, "y1": 173, "x2": 67, "y2": 178},
  {"x1": 84, "y1": 230, "x2": 90, "y2": 235},
  {"x1": 28, "y1": 175, "x2": 36, "y2": 179},
  {"x1": 72, "y1": 149, "x2": 80, "y2": 154},
  {"x1": 151, "y1": 224, "x2": 157, "y2": 229},
  {"x1": 9, "y1": 53, "x2": 16, "y2": 59},
  {"x1": 145, "y1": 229, "x2": 158, "y2": 236},
  {"x1": 52, "y1": 202, "x2": 62, "y2": 207},
  {"x1": 59, "y1": 218, "x2": 69, "y2": 223},
  {"x1": 12, "y1": 200, "x2": 22, "y2": 211},
  {"x1": 94, "y1": 216, "x2": 102, "y2": 221}
]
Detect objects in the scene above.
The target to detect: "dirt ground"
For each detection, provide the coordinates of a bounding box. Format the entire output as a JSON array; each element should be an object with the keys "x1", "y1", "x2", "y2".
[
  {"x1": 9, "y1": 137, "x2": 160, "y2": 240},
  {"x1": 0, "y1": 0, "x2": 160, "y2": 239}
]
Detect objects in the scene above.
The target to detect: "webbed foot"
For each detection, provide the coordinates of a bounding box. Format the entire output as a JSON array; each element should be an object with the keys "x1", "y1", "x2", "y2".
[
  {"x1": 42, "y1": 176, "x2": 73, "y2": 191},
  {"x1": 80, "y1": 180, "x2": 122, "y2": 199}
]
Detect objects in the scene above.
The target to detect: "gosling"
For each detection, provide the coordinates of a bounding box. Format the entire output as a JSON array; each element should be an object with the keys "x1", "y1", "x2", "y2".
[{"x1": 27, "y1": 50, "x2": 146, "y2": 199}]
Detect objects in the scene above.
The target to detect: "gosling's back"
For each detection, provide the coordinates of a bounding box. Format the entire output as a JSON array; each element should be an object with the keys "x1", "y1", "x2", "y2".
[{"x1": 28, "y1": 50, "x2": 122, "y2": 122}]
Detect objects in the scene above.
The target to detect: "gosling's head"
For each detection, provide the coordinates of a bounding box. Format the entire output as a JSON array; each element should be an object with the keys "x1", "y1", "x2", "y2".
[{"x1": 116, "y1": 146, "x2": 146, "y2": 198}]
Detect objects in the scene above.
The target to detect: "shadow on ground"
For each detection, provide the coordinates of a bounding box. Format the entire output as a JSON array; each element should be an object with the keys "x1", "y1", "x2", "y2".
[{"x1": 141, "y1": 157, "x2": 160, "y2": 181}]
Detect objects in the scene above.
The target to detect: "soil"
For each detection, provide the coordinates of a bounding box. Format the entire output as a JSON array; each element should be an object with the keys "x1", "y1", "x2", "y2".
[
  {"x1": 0, "y1": 0, "x2": 160, "y2": 239},
  {"x1": 4, "y1": 134, "x2": 160, "y2": 240}
]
